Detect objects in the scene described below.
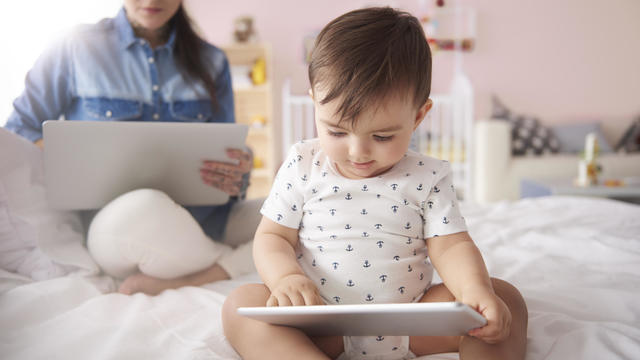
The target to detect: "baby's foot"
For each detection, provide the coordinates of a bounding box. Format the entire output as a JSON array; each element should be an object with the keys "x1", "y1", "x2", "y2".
[{"x1": 118, "y1": 273, "x2": 177, "y2": 296}]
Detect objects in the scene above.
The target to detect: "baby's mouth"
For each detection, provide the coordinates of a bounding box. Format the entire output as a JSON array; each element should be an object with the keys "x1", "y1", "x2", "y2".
[{"x1": 350, "y1": 160, "x2": 375, "y2": 169}]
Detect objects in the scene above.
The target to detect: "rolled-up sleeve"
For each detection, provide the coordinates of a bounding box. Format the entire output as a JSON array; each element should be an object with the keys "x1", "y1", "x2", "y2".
[
  {"x1": 5, "y1": 38, "x2": 74, "y2": 142},
  {"x1": 212, "y1": 53, "x2": 234, "y2": 124}
]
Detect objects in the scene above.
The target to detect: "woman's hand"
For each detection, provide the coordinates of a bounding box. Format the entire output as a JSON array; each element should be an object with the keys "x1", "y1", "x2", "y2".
[
  {"x1": 463, "y1": 286, "x2": 512, "y2": 344},
  {"x1": 200, "y1": 148, "x2": 252, "y2": 196},
  {"x1": 266, "y1": 274, "x2": 325, "y2": 307}
]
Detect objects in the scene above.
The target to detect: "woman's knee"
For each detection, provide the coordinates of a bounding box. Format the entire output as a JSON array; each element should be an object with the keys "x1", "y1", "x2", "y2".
[{"x1": 88, "y1": 188, "x2": 227, "y2": 279}]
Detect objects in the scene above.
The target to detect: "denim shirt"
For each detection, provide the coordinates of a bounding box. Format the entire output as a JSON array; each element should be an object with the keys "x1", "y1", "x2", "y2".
[{"x1": 5, "y1": 8, "x2": 242, "y2": 239}]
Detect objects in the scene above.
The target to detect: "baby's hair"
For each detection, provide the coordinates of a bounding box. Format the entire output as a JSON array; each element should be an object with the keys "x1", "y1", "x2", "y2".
[{"x1": 309, "y1": 7, "x2": 432, "y2": 125}]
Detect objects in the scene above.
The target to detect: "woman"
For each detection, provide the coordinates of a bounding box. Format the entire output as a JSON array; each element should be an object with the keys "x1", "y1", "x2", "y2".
[{"x1": 5, "y1": 0, "x2": 260, "y2": 295}]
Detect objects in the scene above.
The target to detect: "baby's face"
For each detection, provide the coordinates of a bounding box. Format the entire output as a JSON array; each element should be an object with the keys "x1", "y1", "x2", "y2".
[{"x1": 313, "y1": 89, "x2": 430, "y2": 179}]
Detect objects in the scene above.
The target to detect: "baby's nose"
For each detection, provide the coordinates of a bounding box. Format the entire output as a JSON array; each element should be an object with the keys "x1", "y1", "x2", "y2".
[{"x1": 348, "y1": 138, "x2": 370, "y2": 159}]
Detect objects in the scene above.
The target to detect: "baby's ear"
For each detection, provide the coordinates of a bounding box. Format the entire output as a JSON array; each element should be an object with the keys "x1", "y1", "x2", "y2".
[{"x1": 413, "y1": 99, "x2": 432, "y2": 129}]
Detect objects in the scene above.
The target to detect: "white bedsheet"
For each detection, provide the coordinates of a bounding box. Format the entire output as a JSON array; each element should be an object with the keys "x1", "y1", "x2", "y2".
[
  {"x1": 1, "y1": 195, "x2": 639, "y2": 359},
  {"x1": 0, "y1": 128, "x2": 101, "y2": 289}
]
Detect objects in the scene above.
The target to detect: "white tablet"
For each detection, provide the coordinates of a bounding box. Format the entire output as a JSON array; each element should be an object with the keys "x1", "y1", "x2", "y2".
[
  {"x1": 238, "y1": 302, "x2": 486, "y2": 336},
  {"x1": 43, "y1": 120, "x2": 248, "y2": 210}
]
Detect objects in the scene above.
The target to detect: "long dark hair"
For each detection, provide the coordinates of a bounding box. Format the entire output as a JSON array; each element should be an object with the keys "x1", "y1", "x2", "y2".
[{"x1": 171, "y1": 6, "x2": 218, "y2": 111}]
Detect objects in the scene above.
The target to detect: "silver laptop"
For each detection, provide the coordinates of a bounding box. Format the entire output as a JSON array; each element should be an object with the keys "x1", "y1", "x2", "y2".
[
  {"x1": 43, "y1": 120, "x2": 248, "y2": 210},
  {"x1": 238, "y1": 302, "x2": 487, "y2": 336}
]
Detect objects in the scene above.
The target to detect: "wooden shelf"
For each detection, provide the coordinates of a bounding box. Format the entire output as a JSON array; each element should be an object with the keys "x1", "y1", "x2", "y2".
[
  {"x1": 251, "y1": 168, "x2": 272, "y2": 178},
  {"x1": 248, "y1": 127, "x2": 269, "y2": 138},
  {"x1": 233, "y1": 83, "x2": 270, "y2": 93},
  {"x1": 222, "y1": 43, "x2": 274, "y2": 199}
]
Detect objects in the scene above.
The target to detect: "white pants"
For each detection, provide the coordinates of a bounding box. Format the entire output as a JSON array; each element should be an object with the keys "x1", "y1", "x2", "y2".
[{"x1": 87, "y1": 189, "x2": 260, "y2": 280}]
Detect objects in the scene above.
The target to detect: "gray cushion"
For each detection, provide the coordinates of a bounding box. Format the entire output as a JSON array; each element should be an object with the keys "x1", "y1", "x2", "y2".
[
  {"x1": 491, "y1": 96, "x2": 560, "y2": 156},
  {"x1": 614, "y1": 118, "x2": 640, "y2": 153},
  {"x1": 550, "y1": 123, "x2": 612, "y2": 153}
]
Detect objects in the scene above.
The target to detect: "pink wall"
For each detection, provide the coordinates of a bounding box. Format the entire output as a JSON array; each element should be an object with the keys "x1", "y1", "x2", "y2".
[
  {"x1": 454, "y1": 0, "x2": 640, "y2": 122},
  {"x1": 187, "y1": 0, "x2": 640, "y2": 156}
]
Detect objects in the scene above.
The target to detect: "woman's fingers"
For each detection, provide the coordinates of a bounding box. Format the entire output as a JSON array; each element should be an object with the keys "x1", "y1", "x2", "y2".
[
  {"x1": 225, "y1": 148, "x2": 252, "y2": 172},
  {"x1": 200, "y1": 168, "x2": 242, "y2": 195},
  {"x1": 200, "y1": 148, "x2": 252, "y2": 195},
  {"x1": 202, "y1": 162, "x2": 245, "y2": 178},
  {"x1": 203, "y1": 148, "x2": 252, "y2": 176}
]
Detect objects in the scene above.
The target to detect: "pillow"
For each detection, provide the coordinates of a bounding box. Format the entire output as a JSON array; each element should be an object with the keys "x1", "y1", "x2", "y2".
[
  {"x1": 614, "y1": 117, "x2": 640, "y2": 153},
  {"x1": 550, "y1": 123, "x2": 612, "y2": 153},
  {"x1": 491, "y1": 96, "x2": 560, "y2": 156}
]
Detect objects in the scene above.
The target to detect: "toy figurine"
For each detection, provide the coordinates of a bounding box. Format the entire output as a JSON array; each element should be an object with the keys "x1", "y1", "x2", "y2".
[
  {"x1": 575, "y1": 132, "x2": 601, "y2": 186},
  {"x1": 250, "y1": 57, "x2": 266, "y2": 85},
  {"x1": 233, "y1": 16, "x2": 256, "y2": 43}
]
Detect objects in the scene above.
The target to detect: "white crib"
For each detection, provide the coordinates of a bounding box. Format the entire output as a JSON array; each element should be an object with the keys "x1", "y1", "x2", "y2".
[
  {"x1": 281, "y1": 77, "x2": 473, "y2": 199},
  {"x1": 281, "y1": 79, "x2": 317, "y2": 157}
]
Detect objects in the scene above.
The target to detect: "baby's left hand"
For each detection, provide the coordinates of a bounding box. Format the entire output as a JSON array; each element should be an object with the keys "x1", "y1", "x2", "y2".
[{"x1": 462, "y1": 287, "x2": 511, "y2": 344}]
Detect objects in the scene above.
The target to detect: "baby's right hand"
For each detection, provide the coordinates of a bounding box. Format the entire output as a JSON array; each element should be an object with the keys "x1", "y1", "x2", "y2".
[{"x1": 267, "y1": 274, "x2": 325, "y2": 307}]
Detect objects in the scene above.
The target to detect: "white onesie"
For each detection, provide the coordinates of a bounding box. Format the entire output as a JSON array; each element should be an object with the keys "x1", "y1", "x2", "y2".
[{"x1": 260, "y1": 139, "x2": 467, "y2": 359}]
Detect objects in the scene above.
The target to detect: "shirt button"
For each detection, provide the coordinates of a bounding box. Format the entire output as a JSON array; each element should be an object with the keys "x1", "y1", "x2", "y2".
[
  {"x1": 139, "y1": 39, "x2": 145, "y2": 45},
  {"x1": 197, "y1": 113, "x2": 203, "y2": 120},
  {"x1": 153, "y1": 113, "x2": 160, "y2": 120},
  {"x1": 105, "y1": 110, "x2": 112, "y2": 118},
  {"x1": 148, "y1": 57, "x2": 155, "y2": 64},
  {"x1": 152, "y1": 85, "x2": 159, "y2": 91}
]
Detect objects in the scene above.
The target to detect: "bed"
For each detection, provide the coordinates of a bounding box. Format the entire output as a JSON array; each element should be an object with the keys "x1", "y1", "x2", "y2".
[{"x1": 2, "y1": 128, "x2": 640, "y2": 359}]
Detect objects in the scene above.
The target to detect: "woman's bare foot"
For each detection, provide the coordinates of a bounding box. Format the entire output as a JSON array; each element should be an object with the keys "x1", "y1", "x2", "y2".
[
  {"x1": 118, "y1": 273, "x2": 178, "y2": 295},
  {"x1": 118, "y1": 264, "x2": 231, "y2": 295}
]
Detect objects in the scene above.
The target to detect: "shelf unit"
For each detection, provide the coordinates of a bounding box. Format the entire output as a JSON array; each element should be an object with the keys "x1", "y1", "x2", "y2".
[{"x1": 222, "y1": 43, "x2": 275, "y2": 199}]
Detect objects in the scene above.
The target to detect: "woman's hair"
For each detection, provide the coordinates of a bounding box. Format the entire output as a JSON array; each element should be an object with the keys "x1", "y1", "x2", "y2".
[
  {"x1": 309, "y1": 7, "x2": 432, "y2": 125},
  {"x1": 171, "y1": 5, "x2": 218, "y2": 110}
]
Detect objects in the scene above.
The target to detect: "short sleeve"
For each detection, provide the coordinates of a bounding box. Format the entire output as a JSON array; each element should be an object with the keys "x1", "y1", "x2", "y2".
[
  {"x1": 422, "y1": 161, "x2": 467, "y2": 238},
  {"x1": 260, "y1": 144, "x2": 306, "y2": 229}
]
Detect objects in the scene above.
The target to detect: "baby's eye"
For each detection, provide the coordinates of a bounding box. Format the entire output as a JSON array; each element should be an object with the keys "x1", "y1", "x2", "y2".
[
  {"x1": 373, "y1": 135, "x2": 394, "y2": 142},
  {"x1": 328, "y1": 130, "x2": 347, "y2": 137}
]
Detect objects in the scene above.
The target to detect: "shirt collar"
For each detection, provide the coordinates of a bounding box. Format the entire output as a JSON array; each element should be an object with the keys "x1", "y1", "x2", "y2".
[
  {"x1": 115, "y1": 7, "x2": 176, "y2": 51},
  {"x1": 115, "y1": 8, "x2": 137, "y2": 50}
]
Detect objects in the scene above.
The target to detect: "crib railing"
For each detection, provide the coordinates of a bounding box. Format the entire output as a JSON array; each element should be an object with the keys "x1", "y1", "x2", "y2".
[
  {"x1": 413, "y1": 93, "x2": 473, "y2": 200},
  {"x1": 281, "y1": 79, "x2": 316, "y2": 157},
  {"x1": 281, "y1": 79, "x2": 473, "y2": 199}
]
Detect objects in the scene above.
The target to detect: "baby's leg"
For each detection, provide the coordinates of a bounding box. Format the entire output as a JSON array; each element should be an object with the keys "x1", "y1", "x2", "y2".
[
  {"x1": 222, "y1": 284, "x2": 342, "y2": 360},
  {"x1": 410, "y1": 278, "x2": 528, "y2": 360}
]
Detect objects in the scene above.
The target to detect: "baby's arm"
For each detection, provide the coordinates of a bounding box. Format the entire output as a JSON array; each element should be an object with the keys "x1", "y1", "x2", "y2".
[
  {"x1": 253, "y1": 217, "x2": 324, "y2": 307},
  {"x1": 427, "y1": 231, "x2": 511, "y2": 343}
]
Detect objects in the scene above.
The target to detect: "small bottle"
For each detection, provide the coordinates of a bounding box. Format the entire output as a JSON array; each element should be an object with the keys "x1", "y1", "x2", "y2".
[{"x1": 584, "y1": 133, "x2": 597, "y2": 162}]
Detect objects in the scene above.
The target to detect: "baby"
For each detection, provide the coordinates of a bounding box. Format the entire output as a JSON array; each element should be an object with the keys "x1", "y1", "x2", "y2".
[{"x1": 223, "y1": 7, "x2": 527, "y2": 360}]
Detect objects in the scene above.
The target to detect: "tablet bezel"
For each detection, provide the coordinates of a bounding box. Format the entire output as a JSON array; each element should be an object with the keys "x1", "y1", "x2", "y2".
[{"x1": 238, "y1": 302, "x2": 487, "y2": 336}]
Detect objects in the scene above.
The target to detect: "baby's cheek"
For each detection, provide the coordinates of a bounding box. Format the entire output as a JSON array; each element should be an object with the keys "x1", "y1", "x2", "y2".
[{"x1": 385, "y1": 140, "x2": 410, "y2": 163}]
